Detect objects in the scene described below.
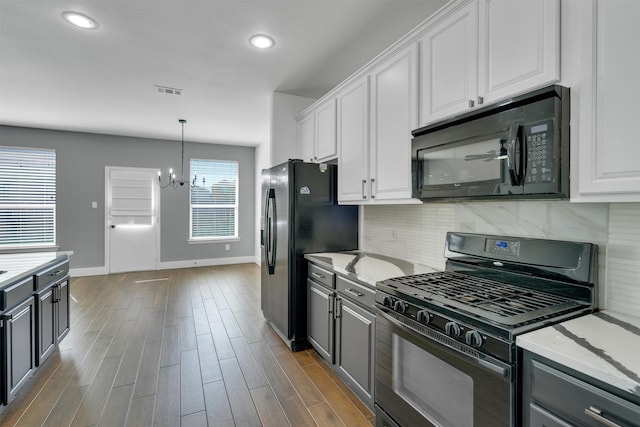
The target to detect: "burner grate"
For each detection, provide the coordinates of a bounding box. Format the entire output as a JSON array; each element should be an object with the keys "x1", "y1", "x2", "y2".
[{"x1": 387, "y1": 271, "x2": 575, "y2": 317}]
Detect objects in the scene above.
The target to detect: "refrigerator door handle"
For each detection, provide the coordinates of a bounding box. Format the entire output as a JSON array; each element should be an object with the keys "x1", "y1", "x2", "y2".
[{"x1": 267, "y1": 188, "x2": 277, "y2": 274}]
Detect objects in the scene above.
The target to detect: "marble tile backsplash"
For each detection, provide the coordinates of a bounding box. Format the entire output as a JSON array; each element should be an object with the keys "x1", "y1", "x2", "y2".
[{"x1": 362, "y1": 201, "x2": 640, "y2": 317}]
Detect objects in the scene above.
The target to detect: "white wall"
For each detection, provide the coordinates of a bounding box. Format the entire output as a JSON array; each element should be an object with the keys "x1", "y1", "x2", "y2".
[
  {"x1": 362, "y1": 202, "x2": 640, "y2": 317},
  {"x1": 270, "y1": 92, "x2": 315, "y2": 165}
]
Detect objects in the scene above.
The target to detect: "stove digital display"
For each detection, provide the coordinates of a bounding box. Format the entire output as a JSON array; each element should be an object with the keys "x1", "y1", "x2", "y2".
[{"x1": 485, "y1": 238, "x2": 520, "y2": 256}]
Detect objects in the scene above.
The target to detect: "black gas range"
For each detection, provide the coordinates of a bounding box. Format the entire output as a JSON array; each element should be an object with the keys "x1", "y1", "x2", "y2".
[{"x1": 374, "y1": 232, "x2": 598, "y2": 427}]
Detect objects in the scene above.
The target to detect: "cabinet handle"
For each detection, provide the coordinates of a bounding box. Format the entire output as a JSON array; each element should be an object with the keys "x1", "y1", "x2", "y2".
[
  {"x1": 50, "y1": 269, "x2": 64, "y2": 276},
  {"x1": 584, "y1": 406, "x2": 622, "y2": 427},
  {"x1": 345, "y1": 288, "x2": 363, "y2": 297},
  {"x1": 477, "y1": 96, "x2": 484, "y2": 105},
  {"x1": 335, "y1": 298, "x2": 341, "y2": 319},
  {"x1": 362, "y1": 179, "x2": 367, "y2": 199},
  {"x1": 370, "y1": 178, "x2": 376, "y2": 199},
  {"x1": 311, "y1": 271, "x2": 325, "y2": 280},
  {"x1": 329, "y1": 295, "x2": 334, "y2": 315},
  {"x1": 469, "y1": 99, "x2": 475, "y2": 108}
]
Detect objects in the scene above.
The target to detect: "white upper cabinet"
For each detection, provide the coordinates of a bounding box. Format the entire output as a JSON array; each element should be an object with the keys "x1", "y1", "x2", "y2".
[
  {"x1": 572, "y1": 0, "x2": 640, "y2": 201},
  {"x1": 419, "y1": 1, "x2": 479, "y2": 124},
  {"x1": 419, "y1": 0, "x2": 560, "y2": 127},
  {"x1": 297, "y1": 98, "x2": 337, "y2": 163},
  {"x1": 298, "y1": 113, "x2": 315, "y2": 163},
  {"x1": 369, "y1": 43, "x2": 418, "y2": 201},
  {"x1": 337, "y1": 76, "x2": 370, "y2": 202},
  {"x1": 337, "y1": 45, "x2": 418, "y2": 204},
  {"x1": 315, "y1": 98, "x2": 338, "y2": 162}
]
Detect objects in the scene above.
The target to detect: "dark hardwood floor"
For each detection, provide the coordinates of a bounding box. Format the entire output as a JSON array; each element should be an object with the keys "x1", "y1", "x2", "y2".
[{"x1": 0, "y1": 264, "x2": 374, "y2": 426}]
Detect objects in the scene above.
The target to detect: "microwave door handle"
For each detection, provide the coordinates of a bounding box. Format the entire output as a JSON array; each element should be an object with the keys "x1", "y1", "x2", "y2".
[{"x1": 507, "y1": 124, "x2": 524, "y2": 186}]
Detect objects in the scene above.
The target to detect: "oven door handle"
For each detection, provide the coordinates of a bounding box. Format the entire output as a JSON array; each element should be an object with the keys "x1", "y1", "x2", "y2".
[{"x1": 376, "y1": 306, "x2": 512, "y2": 380}]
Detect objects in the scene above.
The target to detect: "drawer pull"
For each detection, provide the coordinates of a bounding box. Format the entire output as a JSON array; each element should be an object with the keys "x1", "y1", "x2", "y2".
[
  {"x1": 345, "y1": 288, "x2": 363, "y2": 297},
  {"x1": 50, "y1": 269, "x2": 64, "y2": 277},
  {"x1": 584, "y1": 406, "x2": 622, "y2": 427},
  {"x1": 311, "y1": 272, "x2": 325, "y2": 280}
]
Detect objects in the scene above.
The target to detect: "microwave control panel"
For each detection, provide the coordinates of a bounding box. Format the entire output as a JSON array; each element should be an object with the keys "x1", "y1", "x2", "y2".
[{"x1": 525, "y1": 119, "x2": 554, "y2": 184}]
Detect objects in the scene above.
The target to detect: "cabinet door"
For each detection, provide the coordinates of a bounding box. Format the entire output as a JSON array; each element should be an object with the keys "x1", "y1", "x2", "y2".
[
  {"x1": 36, "y1": 286, "x2": 56, "y2": 366},
  {"x1": 478, "y1": 0, "x2": 560, "y2": 104},
  {"x1": 315, "y1": 98, "x2": 338, "y2": 162},
  {"x1": 369, "y1": 43, "x2": 417, "y2": 200},
  {"x1": 3, "y1": 297, "x2": 35, "y2": 404},
  {"x1": 419, "y1": 0, "x2": 479, "y2": 126},
  {"x1": 337, "y1": 76, "x2": 370, "y2": 203},
  {"x1": 57, "y1": 280, "x2": 70, "y2": 342},
  {"x1": 575, "y1": 0, "x2": 640, "y2": 200},
  {"x1": 298, "y1": 113, "x2": 315, "y2": 163},
  {"x1": 307, "y1": 279, "x2": 334, "y2": 363},
  {"x1": 335, "y1": 297, "x2": 375, "y2": 406}
]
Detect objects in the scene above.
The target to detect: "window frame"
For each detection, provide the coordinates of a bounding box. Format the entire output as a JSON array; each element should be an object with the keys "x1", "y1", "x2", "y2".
[
  {"x1": 188, "y1": 158, "x2": 239, "y2": 242},
  {"x1": 0, "y1": 145, "x2": 57, "y2": 251}
]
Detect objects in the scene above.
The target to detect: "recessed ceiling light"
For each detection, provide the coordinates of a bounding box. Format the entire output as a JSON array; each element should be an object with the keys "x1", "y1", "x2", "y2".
[
  {"x1": 249, "y1": 34, "x2": 275, "y2": 49},
  {"x1": 62, "y1": 11, "x2": 98, "y2": 30}
]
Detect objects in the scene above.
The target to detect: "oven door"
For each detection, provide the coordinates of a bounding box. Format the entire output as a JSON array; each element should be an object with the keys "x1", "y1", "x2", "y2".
[{"x1": 375, "y1": 306, "x2": 514, "y2": 427}]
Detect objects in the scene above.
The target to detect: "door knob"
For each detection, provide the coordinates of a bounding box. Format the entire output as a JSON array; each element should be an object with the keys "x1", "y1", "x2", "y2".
[{"x1": 110, "y1": 225, "x2": 116, "y2": 229}]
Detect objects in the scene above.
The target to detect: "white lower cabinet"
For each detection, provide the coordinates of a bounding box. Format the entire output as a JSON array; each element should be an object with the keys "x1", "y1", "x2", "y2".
[{"x1": 573, "y1": 0, "x2": 640, "y2": 201}]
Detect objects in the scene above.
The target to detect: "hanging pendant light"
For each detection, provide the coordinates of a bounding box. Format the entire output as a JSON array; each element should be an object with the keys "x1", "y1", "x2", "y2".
[
  {"x1": 158, "y1": 119, "x2": 206, "y2": 189},
  {"x1": 159, "y1": 119, "x2": 187, "y2": 189}
]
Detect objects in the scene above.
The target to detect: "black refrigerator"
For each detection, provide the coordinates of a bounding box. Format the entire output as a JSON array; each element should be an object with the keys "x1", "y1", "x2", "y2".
[{"x1": 261, "y1": 160, "x2": 358, "y2": 351}]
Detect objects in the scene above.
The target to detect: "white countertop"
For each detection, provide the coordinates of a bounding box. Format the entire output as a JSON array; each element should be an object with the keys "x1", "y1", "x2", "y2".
[
  {"x1": 305, "y1": 251, "x2": 439, "y2": 287},
  {"x1": 0, "y1": 251, "x2": 70, "y2": 287},
  {"x1": 517, "y1": 310, "x2": 640, "y2": 397}
]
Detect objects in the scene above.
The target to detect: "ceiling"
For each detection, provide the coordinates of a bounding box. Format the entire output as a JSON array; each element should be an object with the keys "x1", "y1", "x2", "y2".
[{"x1": 0, "y1": 1, "x2": 447, "y2": 147}]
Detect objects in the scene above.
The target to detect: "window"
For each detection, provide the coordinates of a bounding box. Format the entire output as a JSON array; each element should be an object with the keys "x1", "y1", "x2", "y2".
[
  {"x1": 0, "y1": 146, "x2": 56, "y2": 249},
  {"x1": 189, "y1": 159, "x2": 238, "y2": 240}
]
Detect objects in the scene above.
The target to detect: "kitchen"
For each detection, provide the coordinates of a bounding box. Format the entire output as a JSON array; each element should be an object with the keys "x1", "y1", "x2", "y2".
[{"x1": 1, "y1": 0, "x2": 640, "y2": 426}]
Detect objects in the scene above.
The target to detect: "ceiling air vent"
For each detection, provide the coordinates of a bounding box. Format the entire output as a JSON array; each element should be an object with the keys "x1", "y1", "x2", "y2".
[{"x1": 155, "y1": 85, "x2": 182, "y2": 96}]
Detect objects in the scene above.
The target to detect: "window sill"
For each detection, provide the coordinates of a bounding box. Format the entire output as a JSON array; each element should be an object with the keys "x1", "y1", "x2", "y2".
[
  {"x1": 0, "y1": 245, "x2": 60, "y2": 255},
  {"x1": 187, "y1": 238, "x2": 240, "y2": 245}
]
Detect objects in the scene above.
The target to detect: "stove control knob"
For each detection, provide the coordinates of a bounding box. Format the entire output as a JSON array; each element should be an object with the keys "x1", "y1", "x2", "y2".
[
  {"x1": 465, "y1": 330, "x2": 484, "y2": 348},
  {"x1": 382, "y1": 296, "x2": 394, "y2": 308},
  {"x1": 416, "y1": 310, "x2": 431, "y2": 324},
  {"x1": 445, "y1": 322, "x2": 461, "y2": 338},
  {"x1": 393, "y1": 300, "x2": 408, "y2": 314}
]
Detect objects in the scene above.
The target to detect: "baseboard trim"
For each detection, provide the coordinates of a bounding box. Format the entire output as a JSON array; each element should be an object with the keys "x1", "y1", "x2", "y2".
[
  {"x1": 69, "y1": 256, "x2": 257, "y2": 277},
  {"x1": 158, "y1": 256, "x2": 257, "y2": 270},
  {"x1": 70, "y1": 266, "x2": 107, "y2": 277}
]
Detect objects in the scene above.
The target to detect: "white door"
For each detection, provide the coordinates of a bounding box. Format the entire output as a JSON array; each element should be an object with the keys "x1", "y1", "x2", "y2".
[{"x1": 106, "y1": 167, "x2": 160, "y2": 273}]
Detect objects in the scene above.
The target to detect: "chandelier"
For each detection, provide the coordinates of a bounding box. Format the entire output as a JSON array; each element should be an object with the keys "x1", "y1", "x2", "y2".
[{"x1": 158, "y1": 119, "x2": 206, "y2": 189}]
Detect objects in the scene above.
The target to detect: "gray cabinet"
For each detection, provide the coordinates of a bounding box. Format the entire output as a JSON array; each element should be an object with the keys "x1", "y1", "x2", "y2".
[
  {"x1": 307, "y1": 261, "x2": 376, "y2": 409},
  {"x1": 335, "y1": 295, "x2": 375, "y2": 406},
  {"x1": 307, "y1": 278, "x2": 334, "y2": 362},
  {"x1": 522, "y1": 350, "x2": 640, "y2": 427},
  {"x1": 2, "y1": 297, "x2": 36, "y2": 405},
  {"x1": 36, "y1": 278, "x2": 69, "y2": 366}
]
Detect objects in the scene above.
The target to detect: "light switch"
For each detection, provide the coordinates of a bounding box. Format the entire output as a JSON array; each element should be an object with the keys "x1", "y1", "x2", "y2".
[{"x1": 92, "y1": 201, "x2": 98, "y2": 209}]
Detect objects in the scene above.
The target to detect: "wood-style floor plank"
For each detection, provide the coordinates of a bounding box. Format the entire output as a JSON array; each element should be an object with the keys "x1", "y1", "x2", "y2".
[{"x1": 0, "y1": 264, "x2": 373, "y2": 426}]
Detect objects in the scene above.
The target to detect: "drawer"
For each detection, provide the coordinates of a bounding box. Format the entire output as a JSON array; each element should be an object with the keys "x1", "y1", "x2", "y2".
[
  {"x1": 308, "y1": 263, "x2": 334, "y2": 289},
  {"x1": 1, "y1": 275, "x2": 34, "y2": 310},
  {"x1": 530, "y1": 359, "x2": 640, "y2": 426},
  {"x1": 34, "y1": 258, "x2": 69, "y2": 291},
  {"x1": 336, "y1": 275, "x2": 374, "y2": 309}
]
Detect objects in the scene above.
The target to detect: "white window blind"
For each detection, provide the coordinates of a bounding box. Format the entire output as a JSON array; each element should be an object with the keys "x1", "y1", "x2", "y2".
[
  {"x1": 190, "y1": 159, "x2": 238, "y2": 240},
  {"x1": 0, "y1": 146, "x2": 56, "y2": 249}
]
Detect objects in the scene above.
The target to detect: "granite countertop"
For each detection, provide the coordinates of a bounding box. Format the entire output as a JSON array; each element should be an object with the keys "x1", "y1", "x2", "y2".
[
  {"x1": 304, "y1": 251, "x2": 439, "y2": 287},
  {"x1": 0, "y1": 251, "x2": 70, "y2": 288},
  {"x1": 517, "y1": 310, "x2": 640, "y2": 397}
]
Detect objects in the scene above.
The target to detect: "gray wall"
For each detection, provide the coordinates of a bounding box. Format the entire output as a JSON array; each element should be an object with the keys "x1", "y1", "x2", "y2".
[{"x1": 0, "y1": 125, "x2": 255, "y2": 269}]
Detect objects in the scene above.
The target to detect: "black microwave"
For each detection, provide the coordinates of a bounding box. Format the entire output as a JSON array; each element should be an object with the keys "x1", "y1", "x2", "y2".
[{"x1": 411, "y1": 85, "x2": 569, "y2": 201}]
